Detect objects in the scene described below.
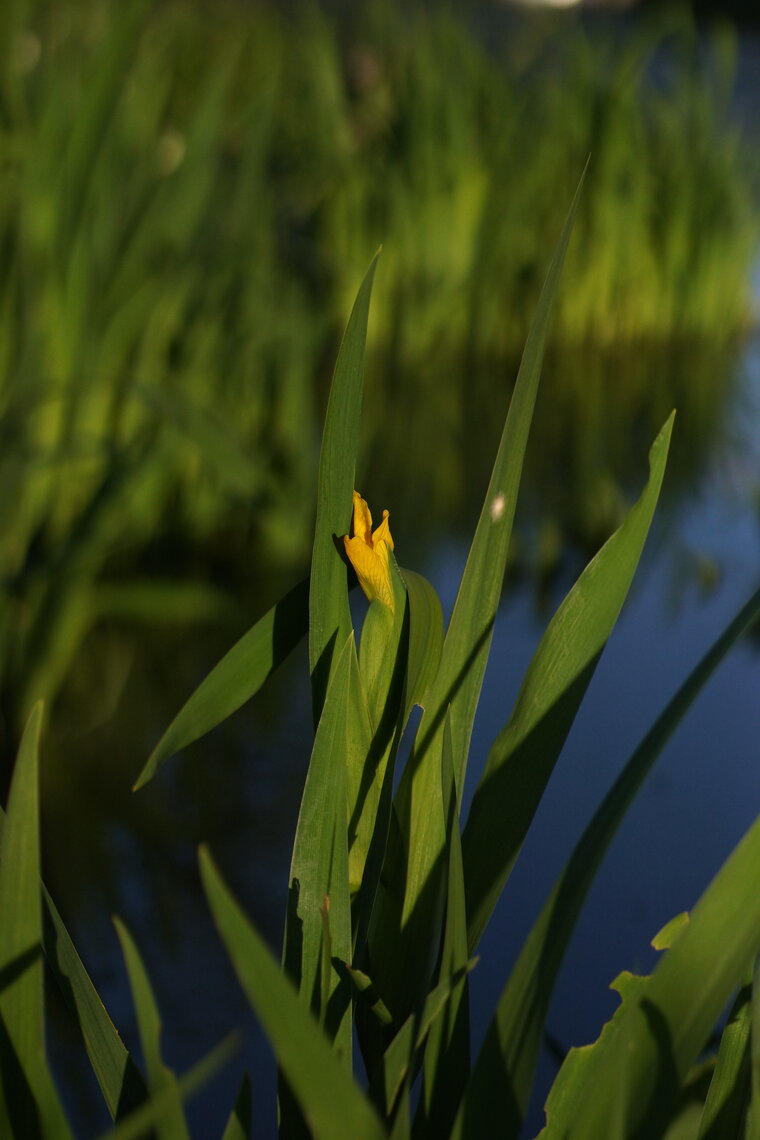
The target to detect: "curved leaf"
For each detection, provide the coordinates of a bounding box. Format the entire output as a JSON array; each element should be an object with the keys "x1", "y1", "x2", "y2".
[{"x1": 135, "y1": 576, "x2": 308, "y2": 789}]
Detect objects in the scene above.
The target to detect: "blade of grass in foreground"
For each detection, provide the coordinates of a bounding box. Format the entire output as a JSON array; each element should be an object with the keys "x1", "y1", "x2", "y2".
[
  {"x1": 135, "y1": 576, "x2": 308, "y2": 789},
  {"x1": 200, "y1": 848, "x2": 386, "y2": 1140},
  {"x1": 113, "y1": 919, "x2": 190, "y2": 1140},
  {"x1": 462, "y1": 412, "x2": 674, "y2": 953},
  {"x1": 309, "y1": 253, "x2": 380, "y2": 727},
  {"x1": 373, "y1": 169, "x2": 586, "y2": 1019},
  {"x1": 0, "y1": 807, "x2": 145, "y2": 1121},
  {"x1": 95, "y1": 1034, "x2": 239, "y2": 1140},
  {"x1": 0, "y1": 703, "x2": 72, "y2": 1139},
  {"x1": 541, "y1": 808, "x2": 760, "y2": 1138},
  {"x1": 454, "y1": 580, "x2": 760, "y2": 1140}
]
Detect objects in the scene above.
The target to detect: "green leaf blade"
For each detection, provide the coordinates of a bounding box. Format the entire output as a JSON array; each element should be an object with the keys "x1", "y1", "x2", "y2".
[
  {"x1": 0, "y1": 703, "x2": 72, "y2": 1139},
  {"x1": 309, "y1": 253, "x2": 380, "y2": 725},
  {"x1": 283, "y1": 634, "x2": 357, "y2": 1064},
  {"x1": 135, "y1": 576, "x2": 308, "y2": 789},
  {"x1": 462, "y1": 412, "x2": 674, "y2": 954},
  {"x1": 113, "y1": 919, "x2": 190, "y2": 1140},
  {"x1": 200, "y1": 849, "x2": 386, "y2": 1140}
]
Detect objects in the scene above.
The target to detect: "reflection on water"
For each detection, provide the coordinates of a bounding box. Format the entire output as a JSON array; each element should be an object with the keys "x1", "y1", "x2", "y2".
[{"x1": 40, "y1": 319, "x2": 760, "y2": 1134}]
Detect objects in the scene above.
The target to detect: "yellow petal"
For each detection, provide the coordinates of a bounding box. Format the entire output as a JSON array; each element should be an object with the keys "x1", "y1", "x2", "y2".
[
  {"x1": 351, "y1": 491, "x2": 373, "y2": 545},
  {"x1": 344, "y1": 535, "x2": 394, "y2": 611},
  {"x1": 372, "y1": 509, "x2": 394, "y2": 552}
]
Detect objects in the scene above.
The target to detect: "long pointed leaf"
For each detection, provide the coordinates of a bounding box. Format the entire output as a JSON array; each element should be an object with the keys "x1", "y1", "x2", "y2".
[
  {"x1": 0, "y1": 703, "x2": 72, "y2": 1139},
  {"x1": 200, "y1": 849, "x2": 386, "y2": 1140},
  {"x1": 283, "y1": 633, "x2": 357, "y2": 1065},
  {"x1": 95, "y1": 1034, "x2": 238, "y2": 1140},
  {"x1": 135, "y1": 576, "x2": 308, "y2": 789},
  {"x1": 0, "y1": 807, "x2": 145, "y2": 1121},
  {"x1": 462, "y1": 413, "x2": 673, "y2": 952},
  {"x1": 309, "y1": 254, "x2": 380, "y2": 725},
  {"x1": 113, "y1": 919, "x2": 190, "y2": 1140}
]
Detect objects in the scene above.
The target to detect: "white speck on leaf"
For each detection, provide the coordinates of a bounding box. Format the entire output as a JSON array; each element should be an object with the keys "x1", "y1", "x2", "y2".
[{"x1": 490, "y1": 493, "x2": 506, "y2": 522}]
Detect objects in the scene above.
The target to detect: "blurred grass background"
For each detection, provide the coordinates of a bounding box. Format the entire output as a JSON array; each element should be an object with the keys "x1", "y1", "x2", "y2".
[{"x1": 0, "y1": 0, "x2": 757, "y2": 760}]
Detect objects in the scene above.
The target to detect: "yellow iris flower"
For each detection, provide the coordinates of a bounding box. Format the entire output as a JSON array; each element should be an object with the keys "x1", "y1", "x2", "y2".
[{"x1": 343, "y1": 491, "x2": 395, "y2": 611}]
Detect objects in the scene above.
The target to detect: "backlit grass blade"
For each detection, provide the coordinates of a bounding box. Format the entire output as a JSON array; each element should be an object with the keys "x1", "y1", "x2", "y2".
[
  {"x1": 462, "y1": 413, "x2": 674, "y2": 952},
  {"x1": 200, "y1": 848, "x2": 387, "y2": 1140},
  {"x1": 0, "y1": 807, "x2": 145, "y2": 1121},
  {"x1": 539, "y1": 811, "x2": 760, "y2": 1138},
  {"x1": 372, "y1": 171, "x2": 585, "y2": 1018},
  {"x1": 309, "y1": 253, "x2": 380, "y2": 725},
  {"x1": 135, "y1": 576, "x2": 308, "y2": 788},
  {"x1": 94, "y1": 1034, "x2": 239, "y2": 1140},
  {"x1": 283, "y1": 633, "x2": 357, "y2": 1064},
  {"x1": 697, "y1": 972, "x2": 751, "y2": 1137},
  {"x1": 455, "y1": 577, "x2": 760, "y2": 1140},
  {"x1": 113, "y1": 919, "x2": 190, "y2": 1140},
  {"x1": 0, "y1": 703, "x2": 72, "y2": 1139}
]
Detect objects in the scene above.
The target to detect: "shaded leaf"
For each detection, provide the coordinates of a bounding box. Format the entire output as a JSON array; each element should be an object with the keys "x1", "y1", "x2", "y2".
[
  {"x1": 200, "y1": 849, "x2": 386, "y2": 1140},
  {"x1": 135, "y1": 576, "x2": 308, "y2": 788},
  {"x1": 113, "y1": 919, "x2": 189, "y2": 1140},
  {"x1": 0, "y1": 703, "x2": 72, "y2": 1139}
]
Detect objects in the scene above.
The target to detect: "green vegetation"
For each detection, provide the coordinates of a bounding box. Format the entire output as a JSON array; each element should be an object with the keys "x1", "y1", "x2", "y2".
[
  {"x1": 2, "y1": 2, "x2": 760, "y2": 1132},
  {"x1": 3, "y1": 200, "x2": 760, "y2": 1137},
  {"x1": 0, "y1": 0, "x2": 757, "y2": 743}
]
